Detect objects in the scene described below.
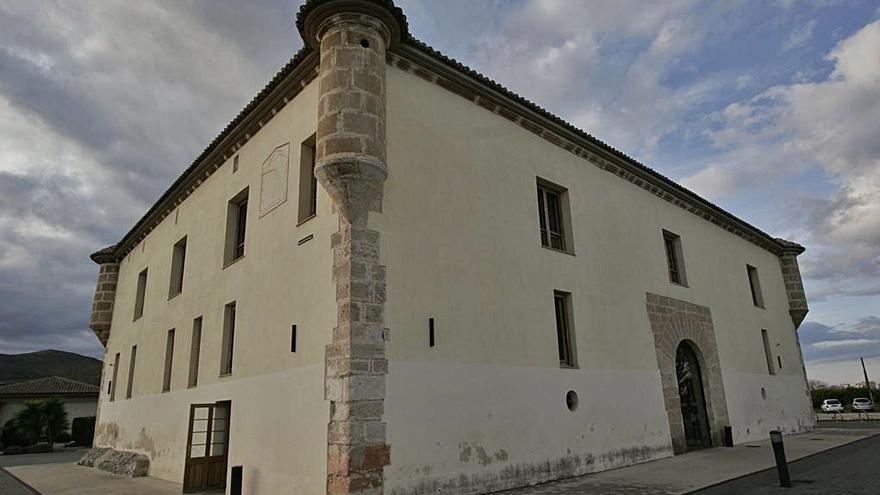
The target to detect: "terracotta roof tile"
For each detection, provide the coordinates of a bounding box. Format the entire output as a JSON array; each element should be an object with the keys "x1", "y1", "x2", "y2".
[{"x1": 0, "y1": 376, "x2": 99, "y2": 396}]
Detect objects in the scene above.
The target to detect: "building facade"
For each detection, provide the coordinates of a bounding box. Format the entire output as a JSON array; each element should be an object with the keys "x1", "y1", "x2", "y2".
[{"x1": 87, "y1": 1, "x2": 814, "y2": 493}]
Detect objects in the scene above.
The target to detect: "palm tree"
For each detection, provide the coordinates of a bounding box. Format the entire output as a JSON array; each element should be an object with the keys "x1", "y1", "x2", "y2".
[
  {"x1": 43, "y1": 398, "x2": 69, "y2": 445},
  {"x1": 11, "y1": 398, "x2": 69, "y2": 446},
  {"x1": 13, "y1": 401, "x2": 45, "y2": 445}
]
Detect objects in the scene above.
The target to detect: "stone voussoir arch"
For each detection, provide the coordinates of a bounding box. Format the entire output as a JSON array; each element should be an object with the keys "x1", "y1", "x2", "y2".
[{"x1": 646, "y1": 292, "x2": 730, "y2": 454}]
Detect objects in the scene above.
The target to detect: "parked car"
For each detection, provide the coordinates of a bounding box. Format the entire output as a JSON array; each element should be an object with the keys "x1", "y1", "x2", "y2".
[
  {"x1": 852, "y1": 398, "x2": 874, "y2": 412},
  {"x1": 821, "y1": 399, "x2": 844, "y2": 413}
]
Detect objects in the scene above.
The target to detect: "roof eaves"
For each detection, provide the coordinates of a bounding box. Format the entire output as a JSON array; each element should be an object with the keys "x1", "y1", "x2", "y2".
[{"x1": 399, "y1": 37, "x2": 797, "y2": 255}]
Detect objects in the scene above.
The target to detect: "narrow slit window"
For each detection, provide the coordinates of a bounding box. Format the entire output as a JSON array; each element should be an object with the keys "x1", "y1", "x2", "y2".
[
  {"x1": 220, "y1": 302, "x2": 237, "y2": 375},
  {"x1": 109, "y1": 352, "x2": 120, "y2": 401},
  {"x1": 298, "y1": 135, "x2": 318, "y2": 223},
  {"x1": 537, "y1": 181, "x2": 568, "y2": 251},
  {"x1": 126, "y1": 345, "x2": 137, "y2": 399},
  {"x1": 163, "y1": 329, "x2": 175, "y2": 392},
  {"x1": 224, "y1": 188, "x2": 249, "y2": 265},
  {"x1": 662, "y1": 230, "x2": 687, "y2": 286},
  {"x1": 554, "y1": 291, "x2": 577, "y2": 368},
  {"x1": 169, "y1": 236, "x2": 187, "y2": 297},
  {"x1": 133, "y1": 268, "x2": 148, "y2": 320},
  {"x1": 291, "y1": 324, "x2": 297, "y2": 353},
  {"x1": 747, "y1": 265, "x2": 764, "y2": 308},
  {"x1": 761, "y1": 329, "x2": 775, "y2": 375},
  {"x1": 188, "y1": 317, "x2": 202, "y2": 388}
]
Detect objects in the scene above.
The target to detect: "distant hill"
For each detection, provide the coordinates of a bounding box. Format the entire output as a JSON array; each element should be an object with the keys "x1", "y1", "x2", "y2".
[{"x1": 0, "y1": 350, "x2": 102, "y2": 386}]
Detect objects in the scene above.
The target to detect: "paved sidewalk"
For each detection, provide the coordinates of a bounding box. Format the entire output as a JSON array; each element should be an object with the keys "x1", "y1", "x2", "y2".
[
  {"x1": 496, "y1": 425, "x2": 880, "y2": 495},
  {"x1": 695, "y1": 429, "x2": 880, "y2": 494},
  {"x1": 0, "y1": 467, "x2": 39, "y2": 495},
  {"x1": 6, "y1": 463, "x2": 182, "y2": 495}
]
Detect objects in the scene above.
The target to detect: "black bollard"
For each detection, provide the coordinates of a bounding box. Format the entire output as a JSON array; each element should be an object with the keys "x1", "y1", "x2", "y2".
[
  {"x1": 769, "y1": 430, "x2": 791, "y2": 488},
  {"x1": 231, "y1": 465, "x2": 243, "y2": 495}
]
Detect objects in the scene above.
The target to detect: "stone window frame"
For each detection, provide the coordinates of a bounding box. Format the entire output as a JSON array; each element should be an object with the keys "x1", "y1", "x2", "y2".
[
  {"x1": 662, "y1": 230, "x2": 688, "y2": 287},
  {"x1": 553, "y1": 290, "x2": 578, "y2": 369},
  {"x1": 536, "y1": 177, "x2": 575, "y2": 255},
  {"x1": 746, "y1": 264, "x2": 765, "y2": 308},
  {"x1": 109, "y1": 352, "x2": 120, "y2": 402}
]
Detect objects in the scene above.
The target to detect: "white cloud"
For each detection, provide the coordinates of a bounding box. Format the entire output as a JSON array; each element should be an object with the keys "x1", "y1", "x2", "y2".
[
  {"x1": 812, "y1": 339, "x2": 878, "y2": 349},
  {"x1": 782, "y1": 19, "x2": 818, "y2": 51},
  {"x1": 682, "y1": 20, "x2": 880, "y2": 299}
]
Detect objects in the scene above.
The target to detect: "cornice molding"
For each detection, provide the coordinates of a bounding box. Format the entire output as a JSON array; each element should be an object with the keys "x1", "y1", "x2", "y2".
[{"x1": 390, "y1": 42, "x2": 802, "y2": 257}]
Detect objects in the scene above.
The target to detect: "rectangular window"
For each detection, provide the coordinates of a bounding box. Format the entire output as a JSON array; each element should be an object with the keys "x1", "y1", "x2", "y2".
[
  {"x1": 188, "y1": 317, "x2": 202, "y2": 388},
  {"x1": 298, "y1": 135, "x2": 318, "y2": 224},
  {"x1": 109, "y1": 352, "x2": 120, "y2": 401},
  {"x1": 663, "y1": 230, "x2": 687, "y2": 286},
  {"x1": 163, "y1": 329, "x2": 175, "y2": 392},
  {"x1": 126, "y1": 345, "x2": 137, "y2": 399},
  {"x1": 747, "y1": 264, "x2": 764, "y2": 308},
  {"x1": 537, "y1": 180, "x2": 570, "y2": 251},
  {"x1": 224, "y1": 188, "x2": 249, "y2": 265},
  {"x1": 554, "y1": 291, "x2": 577, "y2": 368},
  {"x1": 761, "y1": 329, "x2": 775, "y2": 375},
  {"x1": 220, "y1": 302, "x2": 236, "y2": 375},
  {"x1": 133, "y1": 268, "x2": 148, "y2": 320},
  {"x1": 168, "y1": 236, "x2": 187, "y2": 298}
]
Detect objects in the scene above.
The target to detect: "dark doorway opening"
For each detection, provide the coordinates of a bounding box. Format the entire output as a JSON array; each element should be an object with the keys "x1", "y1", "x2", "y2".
[
  {"x1": 183, "y1": 401, "x2": 231, "y2": 493},
  {"x1": 676, "y1": 341, "x2": 711, "y2": 451}
]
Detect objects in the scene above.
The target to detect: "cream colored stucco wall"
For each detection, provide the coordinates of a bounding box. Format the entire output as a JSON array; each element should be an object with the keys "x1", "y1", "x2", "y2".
[
  {"x1": 378, "y1": 66, "x2": 813, "y2": 494},
  {"x1": 96, "y1": 80, "x2": 333, "y2": 494}
]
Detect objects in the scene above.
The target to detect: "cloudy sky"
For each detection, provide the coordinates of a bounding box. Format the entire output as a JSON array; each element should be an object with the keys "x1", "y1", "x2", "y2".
[{"x1": 1, "y1": 0, "x2": 878, "y2": 385}]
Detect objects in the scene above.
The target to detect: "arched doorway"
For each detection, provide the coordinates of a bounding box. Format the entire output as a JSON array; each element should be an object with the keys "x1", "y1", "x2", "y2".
[{"x1": 676, "y1": 341, "x2": 712, "y2": 450}]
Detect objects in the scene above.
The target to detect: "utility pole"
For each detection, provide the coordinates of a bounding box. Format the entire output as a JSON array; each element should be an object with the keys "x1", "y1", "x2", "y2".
[{"x1": 862, "y1": 357, "x2": 874, "y2": 403}]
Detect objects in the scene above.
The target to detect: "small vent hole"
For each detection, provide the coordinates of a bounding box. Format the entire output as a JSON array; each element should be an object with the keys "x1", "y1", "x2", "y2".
[
  {"x1": 566, "y1": 390, "x2": 579, "y2": 412},
  {"x1": 360, "y1": 39, "x2": 370, "y2": 48}
]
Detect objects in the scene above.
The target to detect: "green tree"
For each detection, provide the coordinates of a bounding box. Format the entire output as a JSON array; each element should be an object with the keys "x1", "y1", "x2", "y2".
[
  {"x1": 13, "y1": 401, "x2": 46, "y2": 445},
  {"x1": 10, "y1": 398, "x2": 69, "y2": 445},
  {"x1": 43, "y1": 398, "x2": 69, "y2": 444}
]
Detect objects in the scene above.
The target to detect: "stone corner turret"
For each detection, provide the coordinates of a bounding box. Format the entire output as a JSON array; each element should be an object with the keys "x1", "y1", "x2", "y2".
[
  {"x1": 776, "y1": 238, "x2": 808, "y2": 330},
  {"x1": 89, "y1": 245, "x2": 119, "y2": 348},
  {"x1": 298, "y1": 1, "x2": 400, "y2": 493}
]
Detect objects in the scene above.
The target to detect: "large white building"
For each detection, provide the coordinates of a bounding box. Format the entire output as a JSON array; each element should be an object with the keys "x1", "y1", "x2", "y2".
[{"x1": 86, "y1": 1, "x2": 814, "y2": 493}]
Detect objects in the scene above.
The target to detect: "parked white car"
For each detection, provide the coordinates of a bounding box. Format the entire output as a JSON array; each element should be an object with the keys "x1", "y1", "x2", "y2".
[
  {"x1": 852, "y1": 398, "x2": 874, "y2": 412},
  {"x1": 821, "y1": 399, "x2": 844, "y2": 413}
]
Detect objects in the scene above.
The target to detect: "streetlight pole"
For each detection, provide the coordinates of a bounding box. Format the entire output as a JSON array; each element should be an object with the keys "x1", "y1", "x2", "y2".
[{"x1": 862, "y1": 357, "x2": 874, "y2": 403}]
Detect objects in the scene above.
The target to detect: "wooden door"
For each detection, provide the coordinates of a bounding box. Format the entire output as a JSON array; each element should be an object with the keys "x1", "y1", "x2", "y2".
[{"x1": 183, "y1": 401, "x2": 231, "y2": 493}]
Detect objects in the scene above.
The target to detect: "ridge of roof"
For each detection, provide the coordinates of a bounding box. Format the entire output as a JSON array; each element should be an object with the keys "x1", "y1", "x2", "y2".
[
  {"x1": 99, "y1": 1, "x2": 803, "y2": 262},
  {"x1": 0, "y1": 376, "x2": 99, "y2": 396}
]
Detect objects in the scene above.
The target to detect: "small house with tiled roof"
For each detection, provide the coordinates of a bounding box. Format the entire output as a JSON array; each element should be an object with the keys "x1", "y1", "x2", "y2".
[
  {"x1": 84, "y1": 1, "x2": 814, "y2": 493},
  {"x1": 0, "y1": 376, "x2": 98, "y2": 428}
]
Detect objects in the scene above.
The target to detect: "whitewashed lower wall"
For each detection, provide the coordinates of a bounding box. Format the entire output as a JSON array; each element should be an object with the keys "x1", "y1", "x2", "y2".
[
  {"x1": 384, "y1": 362, "x2": 674, "y2": 495},
  {"x1": 95, "y1": 365, "x2": 327, "y2": 495},
  {"x1": 722, "y1": 371, "x2": 815, "y2": 443}
]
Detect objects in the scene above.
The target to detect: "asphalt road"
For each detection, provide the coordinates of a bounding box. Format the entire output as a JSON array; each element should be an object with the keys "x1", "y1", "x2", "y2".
[{"x1": 694, "y1": 426, "x2": 880, "y2": 495}]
